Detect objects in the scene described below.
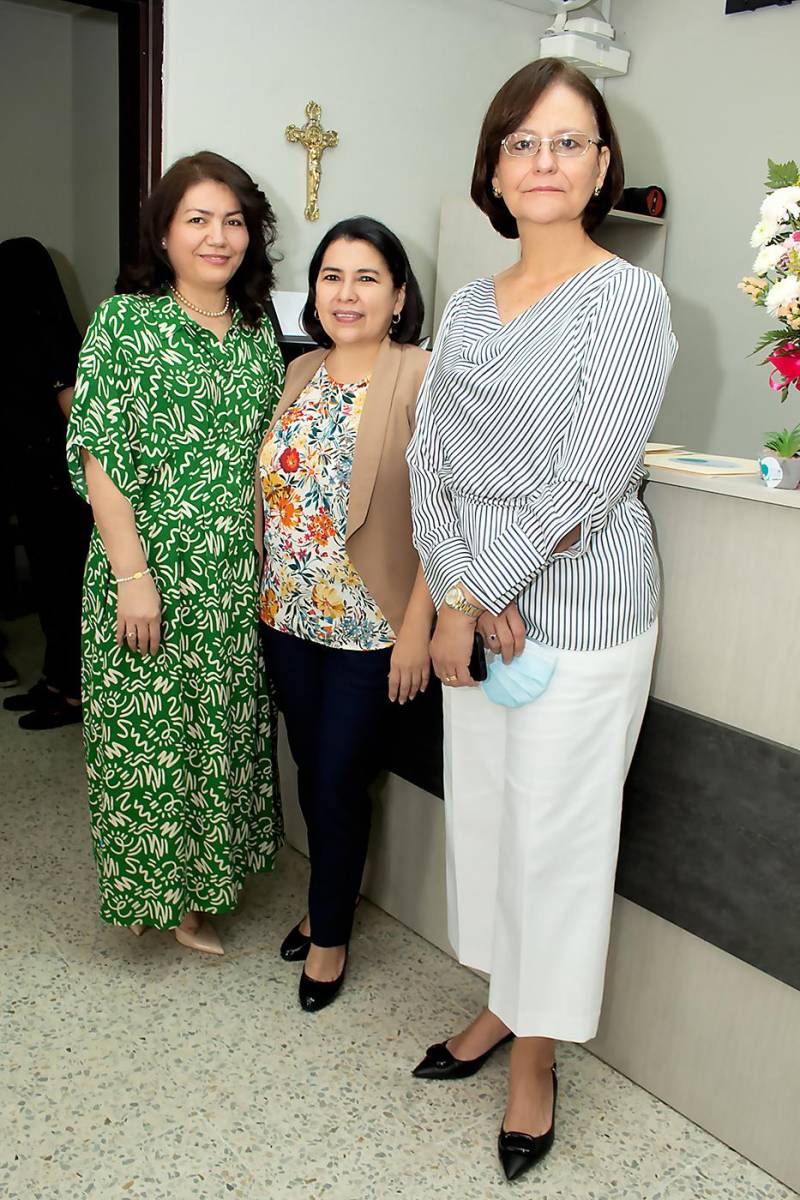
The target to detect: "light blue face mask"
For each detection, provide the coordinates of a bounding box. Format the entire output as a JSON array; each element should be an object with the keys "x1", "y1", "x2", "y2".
[{"x1": 481, "y1": 640, "x2": 557, "y2": 709}]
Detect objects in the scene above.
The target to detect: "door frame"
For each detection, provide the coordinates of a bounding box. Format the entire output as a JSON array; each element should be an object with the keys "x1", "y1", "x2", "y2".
[{"x1": 74, "y1": 0, "x2": 163, "y2": 268}]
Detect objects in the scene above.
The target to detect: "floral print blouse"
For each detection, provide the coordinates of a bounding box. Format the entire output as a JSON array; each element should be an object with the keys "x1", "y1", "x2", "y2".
[{"x1": 259, "y1": 362, "x2": 395, "y2": 651}]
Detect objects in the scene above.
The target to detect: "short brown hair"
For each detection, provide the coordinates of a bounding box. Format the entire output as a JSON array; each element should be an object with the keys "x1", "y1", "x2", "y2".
[
  {"x1": 117, "y1": 151, "x2": 278, "y2": 327},
  {"x1": 471, "y1": 58, "x2": 624, "y2": 239}
]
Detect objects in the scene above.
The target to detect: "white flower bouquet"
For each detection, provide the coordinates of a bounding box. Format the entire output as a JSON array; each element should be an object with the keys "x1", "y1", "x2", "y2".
[{"x1": 738, "y1": 159, "x2": 800, "y2": 404}]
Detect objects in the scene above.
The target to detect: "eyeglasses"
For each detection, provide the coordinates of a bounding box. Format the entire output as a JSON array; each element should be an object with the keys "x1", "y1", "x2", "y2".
[{"x1": 501, "y1": 131, "x2": 603, "y2": 159}]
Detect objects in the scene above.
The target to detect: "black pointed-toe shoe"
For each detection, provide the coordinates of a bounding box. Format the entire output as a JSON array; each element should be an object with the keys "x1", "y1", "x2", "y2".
[
  {"x1": 280, "y1": 921, "x2": 311, "y2": 962},
  {"x1": 412, "y1": 1032, "x2": 514, "y2": 1080},
  {"x1": 498, "y1": 1066, "x2": 558, "y2": 1182},
  {"x1": 298, "y1": 960, "x2": 347, "y2": 1012}
]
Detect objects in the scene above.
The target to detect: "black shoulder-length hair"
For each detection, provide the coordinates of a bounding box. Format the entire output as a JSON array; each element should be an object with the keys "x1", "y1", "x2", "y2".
[
  {"x1": 301, "y1": 216, "x2": 424, "y2": 347},
  {"x1": 117, "y1": 150, "x2": 278, "y2": 328},
  {"x1": 471, "y1": 58, "x2": 624, "y2": 239}
]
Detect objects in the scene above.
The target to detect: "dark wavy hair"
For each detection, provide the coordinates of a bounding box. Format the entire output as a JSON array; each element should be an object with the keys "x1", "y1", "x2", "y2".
[
  {"x1": 471, "y1": 58, "x2": 624, "y2": 239},
  {"x1": 301, "y1": 216, "x2": 424, "y2": 347},
  {"x1": 117, "y1": 151, "x2": 278, "y2": 327}
]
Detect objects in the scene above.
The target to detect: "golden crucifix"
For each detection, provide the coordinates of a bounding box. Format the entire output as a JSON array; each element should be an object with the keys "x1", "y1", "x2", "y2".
[{"x1": 285, "y1": 101, "x2": 339, "y2": 222}]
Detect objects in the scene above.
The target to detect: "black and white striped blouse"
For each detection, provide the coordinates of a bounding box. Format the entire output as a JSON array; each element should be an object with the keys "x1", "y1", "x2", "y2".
[{"x1": 406, "y1": 258, "x2": 678, "y2": 651}]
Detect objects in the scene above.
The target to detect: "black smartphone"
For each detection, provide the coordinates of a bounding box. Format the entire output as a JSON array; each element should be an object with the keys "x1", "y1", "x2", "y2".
[{"x1": 468, "y1": 632, "x2": 488, "y2": 682}]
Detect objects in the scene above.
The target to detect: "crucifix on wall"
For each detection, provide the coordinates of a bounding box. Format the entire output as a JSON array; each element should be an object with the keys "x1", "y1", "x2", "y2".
[{"x1": 285, "y1": 100, "x2": 339, "y2": 222}]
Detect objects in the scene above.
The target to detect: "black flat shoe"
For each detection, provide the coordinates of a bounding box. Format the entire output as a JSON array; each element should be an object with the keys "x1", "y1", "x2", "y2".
[
  {"x1": 18, "y1": 701, "x2": 82, "y2": 730},
  {"x1": 412, "y1": 1032, "x2": 514, "y2": 1080},
  {"x1": 4, "y1": 679, "x2": 55, "y2": 711},
  {"x1": 280, "y1": 921, "x2": 311, "y2": 962},
  {"x1": 498, "y1": 1066, "x2": 558, "y2": 1182},
  {"x1": 298, "y1": 959, "x2": 346, "y2": 1013}
]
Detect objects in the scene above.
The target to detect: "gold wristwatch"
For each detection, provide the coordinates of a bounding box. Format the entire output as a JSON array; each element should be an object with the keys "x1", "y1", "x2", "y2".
[{"x1": 443, "y1": 584, "x2": 483, "y2": 619}]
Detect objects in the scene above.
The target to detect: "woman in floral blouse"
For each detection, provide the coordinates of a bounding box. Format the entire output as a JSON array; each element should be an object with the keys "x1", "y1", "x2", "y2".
[{"x1": 258, "y1": 216, "x2": 433, "y2": 1011}]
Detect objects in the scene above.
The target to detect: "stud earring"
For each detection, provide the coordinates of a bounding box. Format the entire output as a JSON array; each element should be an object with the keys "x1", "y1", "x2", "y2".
[
  {"x1": 594, "y1": 184, "x2": 602, "y2": 197},
  {"x1": 313, "y1": 307, "x2": 318, "y2": 319},
  {"x1": 492, "y1": 184, "x2": 502, "y2": 198}
]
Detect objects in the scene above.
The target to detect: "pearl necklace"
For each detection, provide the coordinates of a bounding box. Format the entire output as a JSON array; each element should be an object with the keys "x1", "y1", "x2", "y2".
[{"x1": 170, "y1": 284, "x2": 230, "y2": 318}]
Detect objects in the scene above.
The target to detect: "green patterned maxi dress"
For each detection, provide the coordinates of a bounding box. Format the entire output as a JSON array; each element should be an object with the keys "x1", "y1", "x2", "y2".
[{"x1": 67, "y1": 292, "x2": 284, "y2": 928}]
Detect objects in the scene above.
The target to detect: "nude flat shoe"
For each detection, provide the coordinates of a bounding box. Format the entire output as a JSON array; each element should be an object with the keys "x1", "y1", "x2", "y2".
[
  {"x1": 131, "y1": 923, "x2": 146, "y2": 937},
  {"x1": 174, "y1": 918, "x2": 224, "y2": 956}
]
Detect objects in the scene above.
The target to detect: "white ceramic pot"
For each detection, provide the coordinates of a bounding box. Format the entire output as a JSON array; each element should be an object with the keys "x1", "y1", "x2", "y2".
[{"x1": 759, "y1": 454, "x2": 800, "y2": 489}]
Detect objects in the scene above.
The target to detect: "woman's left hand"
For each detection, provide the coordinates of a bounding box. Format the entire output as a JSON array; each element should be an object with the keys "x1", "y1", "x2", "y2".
[
  {"x1": 388, "y1": 619, "x2": 432, "y2": 704},
  {"x1": 477, "y1": 601, "x2": 526, "y2": 664},
  {"x1": 430, "y1": 607, "x2": 477, "y2": 688}
]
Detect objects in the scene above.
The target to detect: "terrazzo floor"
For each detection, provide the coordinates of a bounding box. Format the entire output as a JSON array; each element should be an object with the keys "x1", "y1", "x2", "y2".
[{"x1": 1, "y1": 617, "x2": 797, "y2": 1200}]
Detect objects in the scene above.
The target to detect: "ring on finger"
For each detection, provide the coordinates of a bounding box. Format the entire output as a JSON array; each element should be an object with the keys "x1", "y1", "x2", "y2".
[{"x1": 444, "y1": 674, "x2": 456, "y2": 683}]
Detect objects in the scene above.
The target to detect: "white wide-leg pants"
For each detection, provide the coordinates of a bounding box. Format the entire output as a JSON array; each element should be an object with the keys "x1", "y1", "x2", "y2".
[{"x1": 442, "y1": 621, "x2": 658, "y2": 1043}]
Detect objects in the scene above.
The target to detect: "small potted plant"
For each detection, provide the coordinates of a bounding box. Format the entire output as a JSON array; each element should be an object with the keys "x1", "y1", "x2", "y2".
[
  {"x1": 759, "y1": 423, "x2": 800, "y2": 489},
  {"x1": 738, "y1": 158, "x2": 800, "y2": 488}
]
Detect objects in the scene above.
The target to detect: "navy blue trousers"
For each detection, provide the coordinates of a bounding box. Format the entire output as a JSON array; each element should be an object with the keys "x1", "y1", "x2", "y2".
[{"x1": 261, "y1": 623, "x2": 392, "y2": 947}]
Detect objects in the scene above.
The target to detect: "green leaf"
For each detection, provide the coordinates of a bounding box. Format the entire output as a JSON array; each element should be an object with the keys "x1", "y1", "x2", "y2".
[
  {"x1": 763, "y1": 423, "x2": 800, "y2": 455},
  {"x1": 765, "y1": 159, "x2": 800, "y2": 190},
  {"x1": 749, "y1": 329, "x2": 792, "y2": 356}
]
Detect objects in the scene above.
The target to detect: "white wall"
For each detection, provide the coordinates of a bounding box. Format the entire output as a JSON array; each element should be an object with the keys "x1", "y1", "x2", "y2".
[
  {"x1": 605, "y1": 0, "x2": 800, "y2": 457},
  {"x1": 163, "y1": 0, "x2": 800, "y2": 453},
  {"x1": 162, "y1": 0, "x2": 550, "y2": 328},
  {"x1": 0, "y1": 0, "x2": 118, "y2": 325}
]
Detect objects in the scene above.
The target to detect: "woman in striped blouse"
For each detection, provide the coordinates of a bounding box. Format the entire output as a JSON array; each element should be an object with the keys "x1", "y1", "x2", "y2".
[{"x1": 407, "y1": 59, "x2": 677, "y2": 1180}]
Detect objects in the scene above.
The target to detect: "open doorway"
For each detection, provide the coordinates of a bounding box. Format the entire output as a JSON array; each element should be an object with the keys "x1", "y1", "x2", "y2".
[
  {"x1": 0, "y1": 0, "x2": 162, "y2": 324},
  {"x1": 0, "y1": 0, "x2": 162, "y2": 690}
]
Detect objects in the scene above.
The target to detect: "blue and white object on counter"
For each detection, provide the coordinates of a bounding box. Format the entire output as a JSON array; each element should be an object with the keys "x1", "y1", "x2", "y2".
[{"x1": 759, "y1": 455, "x2": 800, "y2": 490}]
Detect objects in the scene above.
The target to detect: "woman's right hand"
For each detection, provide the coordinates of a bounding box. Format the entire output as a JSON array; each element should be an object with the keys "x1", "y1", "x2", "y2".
[
  {"x1": 477, "y1": 601, "x2": 526, "y2": 665},
  {"x1": 115, "y1": 574, "x2": 162, "y2": 655}
]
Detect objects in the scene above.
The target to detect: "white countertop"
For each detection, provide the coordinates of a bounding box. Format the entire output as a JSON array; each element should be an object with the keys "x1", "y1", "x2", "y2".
[{"x1": 645, "y1": 465, "x2": 800, "y2": 508}]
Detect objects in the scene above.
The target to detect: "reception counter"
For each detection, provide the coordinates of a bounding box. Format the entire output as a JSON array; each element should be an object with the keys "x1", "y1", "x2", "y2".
[{"x1": 280, "y1": 467, "x2": 800, "y2": 1190}]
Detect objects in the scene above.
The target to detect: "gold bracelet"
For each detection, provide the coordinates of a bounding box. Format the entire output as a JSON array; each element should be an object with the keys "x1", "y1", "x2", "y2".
[{"x1": 115, "y1": 567, "x2": 151, "y2": 584}]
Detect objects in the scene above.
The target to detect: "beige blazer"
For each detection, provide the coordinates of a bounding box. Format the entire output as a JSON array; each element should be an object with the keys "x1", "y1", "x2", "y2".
[{"x1": 266, "y1": 337, "x2": 430, "y2": 635}]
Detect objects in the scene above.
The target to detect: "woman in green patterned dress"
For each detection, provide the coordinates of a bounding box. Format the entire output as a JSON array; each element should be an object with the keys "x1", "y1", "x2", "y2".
[{"x1": 67, "y1": 152, "x2": 284, "y2": 954}]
